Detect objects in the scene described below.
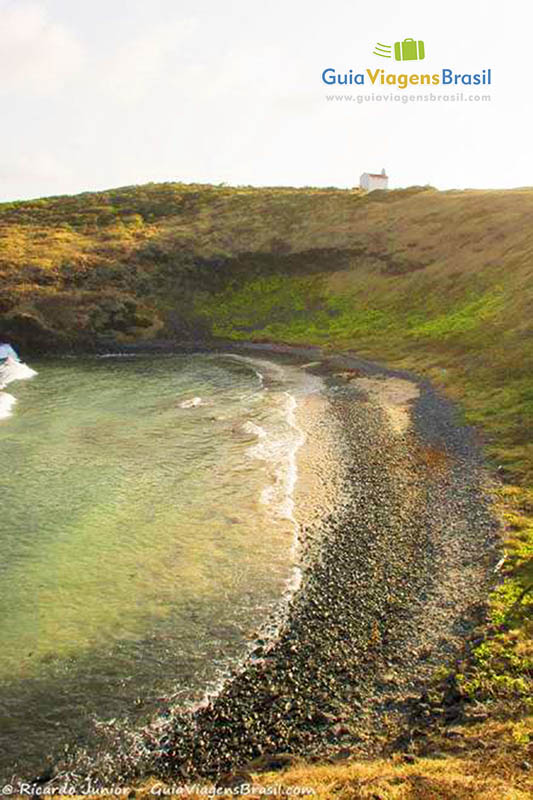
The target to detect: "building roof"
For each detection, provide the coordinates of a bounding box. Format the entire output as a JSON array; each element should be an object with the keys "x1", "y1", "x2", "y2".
[{"x1": 365, "y1": 173, "x2": 388, "y2": 178}]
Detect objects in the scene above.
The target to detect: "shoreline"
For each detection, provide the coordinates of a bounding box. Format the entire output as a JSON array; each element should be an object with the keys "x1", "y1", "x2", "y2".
[
  {"x1": 179, "y1": 375, "x2": 339, "y2": 728},
  {"x1": 53, "y1": 342, "x2": 502, "y2": 786}
]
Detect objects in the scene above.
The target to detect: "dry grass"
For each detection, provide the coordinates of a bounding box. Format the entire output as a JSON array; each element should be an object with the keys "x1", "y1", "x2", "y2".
[
  {"x1": 238, "y1": 756, "x2": 532, "y2": 800},
  {"x1": 73, "y1": 752, "x2": 532, "y2": 800}
]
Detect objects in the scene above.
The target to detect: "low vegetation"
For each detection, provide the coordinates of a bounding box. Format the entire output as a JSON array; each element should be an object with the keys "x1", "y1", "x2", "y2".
[{"x1": 1, "y1": 182, "x2": 531, "y2": 798}]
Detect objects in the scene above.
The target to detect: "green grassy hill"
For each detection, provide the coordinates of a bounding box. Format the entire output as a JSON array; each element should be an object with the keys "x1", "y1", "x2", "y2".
[
  {"x1": 1, "y1": 182, "x2": 532, "y2": 797},
  {"x1": 1, "y1": 182, "x2": 531, "y2": 481}
]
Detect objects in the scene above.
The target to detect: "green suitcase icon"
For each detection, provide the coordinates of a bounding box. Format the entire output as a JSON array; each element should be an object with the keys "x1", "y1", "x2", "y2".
[{"x1": 394, "y1": 38, "x2": 425, "y2": 61}]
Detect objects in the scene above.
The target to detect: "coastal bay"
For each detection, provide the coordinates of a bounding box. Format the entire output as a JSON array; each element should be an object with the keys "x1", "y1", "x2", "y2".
[{"x1": 59, "y1": 345, "x2": 501, "y2": 785}]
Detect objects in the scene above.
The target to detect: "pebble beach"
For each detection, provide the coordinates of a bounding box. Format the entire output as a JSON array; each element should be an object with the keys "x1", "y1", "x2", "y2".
[
  {"x1": 125, "y1": 347, "x2": 501, "y2": 783},
  {"x1": 51, "y1": 345, "x2": 501, "y2": 787}
]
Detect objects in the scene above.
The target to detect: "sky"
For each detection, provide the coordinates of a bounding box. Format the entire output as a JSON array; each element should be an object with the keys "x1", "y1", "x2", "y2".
[{"x1": 0, "y1": 0, "x2": 531, "y2": 200}]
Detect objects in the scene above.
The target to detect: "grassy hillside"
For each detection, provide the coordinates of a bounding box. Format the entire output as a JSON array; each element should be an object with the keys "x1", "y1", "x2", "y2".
[
  {"x1": 1, "y1": 182, "x2": 531, "y2": 482},
  {"x1": 1, "y1": 182, "x2": 532, "y2": 797}
]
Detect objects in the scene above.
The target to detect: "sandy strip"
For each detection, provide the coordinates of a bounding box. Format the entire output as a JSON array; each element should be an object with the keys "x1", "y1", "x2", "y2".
[{"x1": 350, "y1": 376, "x2": 420, "y2": 435}]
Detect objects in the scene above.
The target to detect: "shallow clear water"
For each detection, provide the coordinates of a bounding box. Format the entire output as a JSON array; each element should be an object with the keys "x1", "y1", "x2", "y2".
[{"x1": 0, "y1": 353, "x2": 311, "y2": 777}]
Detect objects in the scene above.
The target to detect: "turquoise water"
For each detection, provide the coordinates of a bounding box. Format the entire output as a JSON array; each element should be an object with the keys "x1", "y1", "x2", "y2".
[{"x1": 0, "y1": 353, "x2": 305, "y2": 777}]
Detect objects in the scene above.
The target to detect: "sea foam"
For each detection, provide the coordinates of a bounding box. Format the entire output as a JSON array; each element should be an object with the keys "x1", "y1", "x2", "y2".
[
  {"x1": 246, "y1": 392, "x2": 306, "y2": 525},
  {"x1": 179, "y1": 396, "x2": 203, "y2": 408},
  {"x1": 0, "y1": 393, "x2": 16, "y2": 420},
  {"x1": 0, "y1": 361, "x2": 38, "y2": 389}
]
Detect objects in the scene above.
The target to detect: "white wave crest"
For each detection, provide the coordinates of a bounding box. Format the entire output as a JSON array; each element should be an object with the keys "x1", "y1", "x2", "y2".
[
  {"x1": 0, "y1": 393, "x2": 17, "y2": 420},
  {"x1": 242, "y1": 420, "x2": 267, "y2": 438},
  {"x1": 179, "y1": 396, "x2": 203, "y2": 409},
  {"x1": 0, "y1": 361, "x2": 38, "y2": 389},
  {"x1": 246, "y1": 392, "x2": 305, "y2": 523}
]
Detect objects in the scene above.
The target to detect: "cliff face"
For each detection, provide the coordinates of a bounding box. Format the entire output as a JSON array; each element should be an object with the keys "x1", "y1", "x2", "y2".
[{"x1": 1, "y1": 181, "x2": 532, "y2": 479}]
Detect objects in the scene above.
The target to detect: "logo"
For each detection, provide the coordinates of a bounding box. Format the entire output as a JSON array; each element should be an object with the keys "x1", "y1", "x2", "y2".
[
  {"x1": 373, "y1": 42, "x2": 392, "y2": 59},
  {"x1": 373, "y1": 38, "x2": 425, "y2": 61},
  {"x1": 321, "y1": 36, "x2": 492, "y2": 90}
]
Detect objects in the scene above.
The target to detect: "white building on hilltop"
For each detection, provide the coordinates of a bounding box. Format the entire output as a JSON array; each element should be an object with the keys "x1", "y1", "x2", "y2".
[{"x1": 359, "y1": 168, "x2": 388, "y2": 192}]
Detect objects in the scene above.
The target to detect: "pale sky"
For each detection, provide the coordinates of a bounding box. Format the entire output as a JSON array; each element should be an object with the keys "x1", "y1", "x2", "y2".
[{"x1": 0, "y1": 0, "x2": 530, "y2": 200}]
